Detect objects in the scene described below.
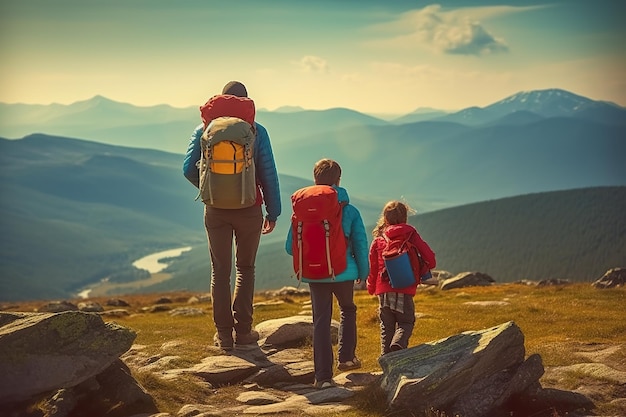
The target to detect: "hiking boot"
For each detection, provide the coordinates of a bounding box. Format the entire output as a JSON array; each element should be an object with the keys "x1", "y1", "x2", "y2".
[
  {"x1": 390, "y1": 343, "x2": 403, "y2": 352},
  {"x1": 213, "y1": 332, "x2": 233, "y2": 351},
  {"x1": 313, "y1": 379, "x2": 336, "y2": 389},
  {"x1": 337, "y1": 357, "x2": 362, "y2": 371},
  {"x1": 235, "y1": 329, "x2": 259, "y2": 347}
]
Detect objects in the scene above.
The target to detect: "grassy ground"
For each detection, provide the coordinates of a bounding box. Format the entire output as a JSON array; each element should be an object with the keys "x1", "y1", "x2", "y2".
[{"x1": 65, "y1": 283, "x2": 626, "y2": 416}]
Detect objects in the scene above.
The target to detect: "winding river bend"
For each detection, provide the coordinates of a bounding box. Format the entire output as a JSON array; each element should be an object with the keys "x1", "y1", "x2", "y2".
[
  {"x1": 77, "y1": 246, "x2": 192, "y2": 298},
  {"x1": 132, "y1": 246, "x2": 192, "y2": 273}
]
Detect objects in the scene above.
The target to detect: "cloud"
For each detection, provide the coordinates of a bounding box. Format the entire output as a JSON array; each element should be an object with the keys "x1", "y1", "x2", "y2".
[
  {"x1": 372, "y1": 4, "x2": 517, "y2": 56},
  {"x1": 295, "y1": 55, "x2": 330, "y2": 73}
]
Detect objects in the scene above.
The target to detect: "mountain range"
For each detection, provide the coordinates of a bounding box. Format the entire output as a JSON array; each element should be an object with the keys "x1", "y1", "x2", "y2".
[
  {"x1": 2, "y1": 88, "x2": 624, "y2": 212},
  {"x1": 0, "y1": 88, "x2": 624, "y2": 301}
]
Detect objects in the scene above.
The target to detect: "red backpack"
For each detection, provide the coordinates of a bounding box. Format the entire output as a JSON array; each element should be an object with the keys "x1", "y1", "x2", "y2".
[
  {"x1": 291, "y1": 185, "x2": 347, "y2": 280},
  {"x1": 381, "y1": 232, "x2": 424, "y2": 288}
]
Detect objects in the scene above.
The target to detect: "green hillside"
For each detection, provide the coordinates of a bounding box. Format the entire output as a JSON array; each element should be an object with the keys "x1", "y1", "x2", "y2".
[
  {"x1": 0, "y1": 136, "x2": 207, "y2": 301},
  {"x1": 0, "y1": 136, "x2": 382, "y2": 301},
  {"x1": 413, "y1": 186, "x2": 626, "y2": 282},
  {"x1": 138, "y1": 186, "x2": 626, "y2": 295}
]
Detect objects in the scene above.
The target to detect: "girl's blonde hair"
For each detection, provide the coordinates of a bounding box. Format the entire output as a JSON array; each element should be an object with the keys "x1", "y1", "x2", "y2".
[{"x1": 372, "y1": 200, "x2": 414, "y2": 237}]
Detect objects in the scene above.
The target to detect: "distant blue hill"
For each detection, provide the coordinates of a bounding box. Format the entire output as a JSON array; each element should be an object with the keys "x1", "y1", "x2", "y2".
[
  {"x1": 437, "y1": 89, "x2": 626, "y2": 126},
  {"x1": 273, "y1": 115, "x2": 626, "y2": 211}
]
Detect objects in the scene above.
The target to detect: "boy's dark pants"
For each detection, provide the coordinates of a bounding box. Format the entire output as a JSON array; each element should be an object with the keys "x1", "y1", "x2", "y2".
[
  {"x1": 309, "y1": 280, "x2": 357, "y2": 383},
  {"x1": 379, "y1": 294, "x2": 415, "y2": 355}
]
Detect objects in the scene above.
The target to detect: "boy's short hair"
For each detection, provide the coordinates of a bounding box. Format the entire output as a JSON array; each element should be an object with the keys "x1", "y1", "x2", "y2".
[{"x1": 313, "y1": 159, "x2": 341, "y2": 186}]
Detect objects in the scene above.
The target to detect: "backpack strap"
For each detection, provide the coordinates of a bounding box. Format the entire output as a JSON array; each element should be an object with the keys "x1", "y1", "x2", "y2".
[
  {"x1": 205, "y1": 135, "x2": 215, "y2": 205},
  {"x1": 296, "y1": 221, "x2": 303, "y2": 281},
  {"x1": 195, "y1": 126, "x2": 211, "y2": 202},
  {"x1": 383, "y1": 232, "x2": 411, "y2": 250},
  {"x1": 241, "y1": 141, "x2": 253, "y2": 205},
  {"x1": 323, "y1": 220, "x2": 336, "y2": 279}
]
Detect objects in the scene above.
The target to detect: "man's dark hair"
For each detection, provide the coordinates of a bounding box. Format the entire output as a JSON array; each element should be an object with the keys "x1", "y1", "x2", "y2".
[{"x1": 222, "y1": 81, "x2": 248, "y2": 97}]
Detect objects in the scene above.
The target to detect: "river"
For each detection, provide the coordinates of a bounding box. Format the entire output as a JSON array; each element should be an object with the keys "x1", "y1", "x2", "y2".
[
  {"x1": 132, "y1": 246, "x2": 192, "y2": 273},
  {"x1": 77, "y1": 246, "x2": 192, "y2": 299}
]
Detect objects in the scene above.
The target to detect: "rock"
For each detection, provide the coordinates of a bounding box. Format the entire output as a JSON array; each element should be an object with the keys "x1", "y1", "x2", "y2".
[
  {"x1": 377, "y1": 321, "x2": 594, "y2": 417},
  {"x1": 138, "y1": 356, "x2": 183, "y2": 373},
  {"x1": 379, "y1": 321, "x2": 527, "y2": 416},
  {"x1": 177, "y1": 403, "x2": 223, "y2": 416},
  {"x1": 44, "y1": 359, "x2": 158, "y2": 417},
  {"x1": 592, "y1": 267, "x2": 626, "y2": 288},
  {"x1": 241, "y1": 387, "x2": 354, "y2": 415},
  {"x1": 246, "y1": 360, "x2": 315, "y2": 386},
  {"x1": 37, "y1": 300, "x2": 78, "y2": 312},
  {"x1": 433, "y1": 270, "x2": 454, "y2": 280},
  {"x1": 302, "y1": 386, "x2": 355, "y2": 404},
  {"x1": 187, "y1": 355, "x2": 259, "y2": 386},
  {"x1": 440, "y1": 271, "x2": 495, "y2": 290},
  {"x1": 236, "y1": 391, "x2": 282, "y2": 405},
  {"x1": 253, "y1": 300, "x2": 286, "y2": 307},
  {"x1": 266, "y1": 348, "x2": 310, "y2": 365},
  {"x1": 106, "y1": 298, "x2": 130, "y2": 307},
  {"x1": 262, "y1": 286, "x2": 310, "y2": 297},
  {"x1": 142, "y1": 305, "x2": 172, "y2": 313},
  {"x1": 0, "y1": 311, "x2": 136, "y2": 405},
  {"x1": 421, "y1": 270, "x2": 454, "y2": 286},
  {"x1": 463, "y1": 300, "x2": 510, "y2": 306},
  {"x1": 255, "y1": 315, "x2": 338, "y2": 348},
  {"x1": 100, "y1": 308, "x2": 130, "y2": 317},
  {"x1": 515, "y1": 279, "x2": 540, "y2": 286},
  {"x1": 334, "y1": 371, "x2": 381, "y2": 388},
  {"x1": 78, "y1": 301, "x2": 104, "y2": 312},
  {"x1": 168, "y1": 307, "x2": 205, "y2": 316},
  {"x1": 509, "y1": 387, "x2": 595, "y2": 415},
  {"x1": 184, "y1": 294, "x2": 210, "y2": 304},
  {"x1": 548, "y1": 363, "x2": 626, "y2": 385},
  {"x1": 537, "y1": 278, "x2": 571, "y2": 286}
]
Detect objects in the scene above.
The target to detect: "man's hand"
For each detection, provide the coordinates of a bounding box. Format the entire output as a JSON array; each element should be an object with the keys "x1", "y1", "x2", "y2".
[{"x1": 262, "y1": 218, "x2": 276, "y2": 234}]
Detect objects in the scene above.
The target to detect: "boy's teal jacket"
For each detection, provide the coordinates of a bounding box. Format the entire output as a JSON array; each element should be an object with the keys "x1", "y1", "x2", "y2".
[
  {"x1": 285, "y1": 186, "x2": 370, "y2": 283},
  {"x1": 182, "y1": 121, "x2": 281, "y2": 222}
]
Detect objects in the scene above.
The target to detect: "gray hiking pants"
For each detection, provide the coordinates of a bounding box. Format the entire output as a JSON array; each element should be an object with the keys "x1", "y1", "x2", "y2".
[
  {"x1": 379, "y1": 293, "x2": 415, "y2": 355},
  {"x1": 204, "y1": 204, "x2": 263, "y2": 338}
]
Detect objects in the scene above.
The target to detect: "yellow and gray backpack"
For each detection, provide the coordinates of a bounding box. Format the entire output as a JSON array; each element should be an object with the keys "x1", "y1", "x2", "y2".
[{"x1": 197, "y1": 95, "x2": 257, "y2": 209}]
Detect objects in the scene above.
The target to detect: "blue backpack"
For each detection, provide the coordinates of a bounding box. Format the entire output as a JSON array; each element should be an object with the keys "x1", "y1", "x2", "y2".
[{"x1": 382, "y1": 232, "x2": 424, "y2": 289}]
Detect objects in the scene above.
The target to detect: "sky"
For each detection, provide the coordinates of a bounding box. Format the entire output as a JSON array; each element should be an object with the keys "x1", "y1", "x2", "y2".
[{"x1": 1, "y1": 0, "x2": 625, "y2": 115}]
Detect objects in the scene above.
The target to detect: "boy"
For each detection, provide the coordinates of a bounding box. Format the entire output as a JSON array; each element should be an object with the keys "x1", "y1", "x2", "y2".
[{"x1": 285, "y1": 159, "x2": 369, "y2": 388}]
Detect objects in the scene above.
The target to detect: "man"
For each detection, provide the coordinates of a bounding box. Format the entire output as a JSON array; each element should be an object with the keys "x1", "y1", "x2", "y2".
[{"x1": 183, "y1": 81, "x2": 281, "y2": 350}]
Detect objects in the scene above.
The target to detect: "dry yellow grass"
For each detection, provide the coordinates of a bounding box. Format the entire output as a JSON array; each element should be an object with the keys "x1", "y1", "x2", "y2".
[{"x1": 13, "y1": 283, "x2": 625, "y2": 416}]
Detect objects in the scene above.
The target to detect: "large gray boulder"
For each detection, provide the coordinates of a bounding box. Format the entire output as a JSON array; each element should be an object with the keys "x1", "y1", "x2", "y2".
[
  {"x1": 256, "y1": 315, "x2": 338, "y2": 348},
  {"x1": 440, "y1": 271, "x2": 495, "y2": 290},
  {"x1": 378, "y1": 321, "x2": 592, "y2": 416},
  {"x1": 0, "y1": 311, "x2": 136, "y2": 404},
  {"x1": 592, "y1": 267, "x2": 626, "y2": 288}
]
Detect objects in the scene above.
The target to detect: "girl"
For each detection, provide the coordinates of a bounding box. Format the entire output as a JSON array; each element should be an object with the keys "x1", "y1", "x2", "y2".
[{"x1": 366, "y1": 200, "x2": 436, "y2": 356}]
